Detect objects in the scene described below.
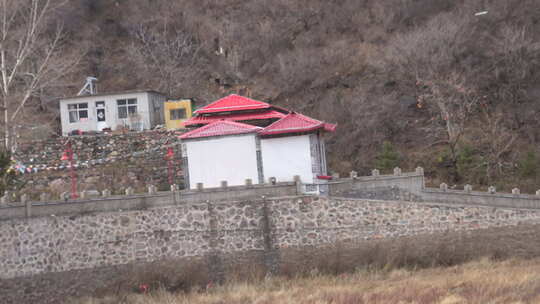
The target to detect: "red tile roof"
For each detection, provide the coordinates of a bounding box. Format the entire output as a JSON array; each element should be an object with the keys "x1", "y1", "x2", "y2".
[
  {"x1": 183, "y1": 110, "x2": 286, "y2": 127},
  {"x1": 259, "y1": 113, "x2": 337, "y2": 136},
  {"x1": 179, "y1": 120, "x2": 262, "y2": 140},
  {"x1": 194, "y1": 94, "x2": 271, "y2": 114}
]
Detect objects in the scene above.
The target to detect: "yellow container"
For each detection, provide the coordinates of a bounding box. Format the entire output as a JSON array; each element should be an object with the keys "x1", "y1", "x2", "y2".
[{"x1": 164, "y1": 99, "x2": 193, "y2": 130}]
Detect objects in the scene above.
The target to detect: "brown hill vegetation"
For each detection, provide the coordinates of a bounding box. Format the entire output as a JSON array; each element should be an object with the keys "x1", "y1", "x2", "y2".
[
  {"x1": 76, "y1": 258, "x2": 540, "y2": 304},
  {"x1": 9, "y1": 0, "x2": 540, "y2": 190}
]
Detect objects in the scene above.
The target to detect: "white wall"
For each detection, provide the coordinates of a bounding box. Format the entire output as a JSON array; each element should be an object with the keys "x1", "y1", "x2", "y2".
[
  {"x1": 60, "y1": 92, "x2": 162, "y2": 135},
  {"x1": 186, "y1": 134, "x2": 260, "y2": 189},
  {"x1": 261, "y1": 135, "x2": 314, "y2": 183}
]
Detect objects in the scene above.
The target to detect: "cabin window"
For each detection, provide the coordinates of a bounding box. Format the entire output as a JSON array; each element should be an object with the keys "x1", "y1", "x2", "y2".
[
  {"x1": 170, "y1": 108, "x2": 187, "y2": 120},
  {"x1": 117, "y1": 98, "x2": 137, "y2": 119},
  {"x1": 68, "y1": 103, "x2": 88, "y2": 123}
]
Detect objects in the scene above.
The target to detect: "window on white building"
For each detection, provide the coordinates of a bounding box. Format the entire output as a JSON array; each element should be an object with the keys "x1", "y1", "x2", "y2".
[
  {"x1": 117, "y1": 98, "x2": 137, "y2": 119},
  {"x1": 68, "y1": 103, "x2": 88, "y2": 123}
]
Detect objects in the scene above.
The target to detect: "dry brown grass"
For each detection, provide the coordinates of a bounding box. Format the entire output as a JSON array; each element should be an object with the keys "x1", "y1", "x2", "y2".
[{"x1": 75, "y1": 257, "x2": 540, "y2": 304}]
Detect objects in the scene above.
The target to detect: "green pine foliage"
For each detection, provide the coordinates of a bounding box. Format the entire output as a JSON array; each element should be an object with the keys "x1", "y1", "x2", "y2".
[
  {"x1": 456, "y1": 144, "x2": 482, "y2": 180},
  {"x1": 375, "y1": 141, "x2": 400, "y2": 172},
  {"x1": 519, "y1": 151, "x2": 539, "y2": 178},
  {"x1": 0, "y1": 150, "x2": 19, "y2": 196}
]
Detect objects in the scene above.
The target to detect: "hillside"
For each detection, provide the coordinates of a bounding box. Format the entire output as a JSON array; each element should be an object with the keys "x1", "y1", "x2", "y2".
[
  {"x1": 16, "y1": 0, "x2": 540, "y2": 190},
  {"x1": 75, "y1": 258, "x2": 540, "y2": 304}
]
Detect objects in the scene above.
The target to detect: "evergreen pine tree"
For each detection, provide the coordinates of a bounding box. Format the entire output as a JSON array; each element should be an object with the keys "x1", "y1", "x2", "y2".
[
  {"x1": 0, "y1": 150, "x2": 19, "y2": 195},
  {"x1": 519, "y1": 151, "x2": 539, "y2": 178},
  {"x1": 375, "y1": 141, "x2": 400, "y2": 172}
]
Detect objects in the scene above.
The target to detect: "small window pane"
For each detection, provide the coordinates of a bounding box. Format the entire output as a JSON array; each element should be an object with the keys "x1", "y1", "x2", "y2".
[
  {"x1": 117, "y1": 99, "x2": 126, "y2": 105},
  {"x1": 128, "y1": 105, "x2": 137, "y2": 115},
  {"x1": 170, "y1": 108, "x2": 186, "y2": 120},
  {"x1": 128, "y1": 98, "x2": 137, "y2": 105},
  {"x1": 79, "y1": 103, "x2": 88, "y2": 109},
  {"x1": 118, "y1": 107, "x2": 127, "y2": 119},
  {"x1": 68, "y1": 104, "x2": 77, "y2": 110},
  {"x1": 69, "y1": 111, "x2": 78, "y2": 123},
  {"x1": 79, "y1": 110, "x2": 88, "y2": 118}
]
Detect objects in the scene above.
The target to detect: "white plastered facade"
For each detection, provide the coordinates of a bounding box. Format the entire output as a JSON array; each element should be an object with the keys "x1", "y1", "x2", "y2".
[
  {"x1": 184, "y1": 134, "x2": 260, "y2": 189},
  {"x1": 260, "y1": 134, "x2": 315, "y2": 184},
  {"x1": 59, "y1": 91, "x2": 165, "y2": 135}
]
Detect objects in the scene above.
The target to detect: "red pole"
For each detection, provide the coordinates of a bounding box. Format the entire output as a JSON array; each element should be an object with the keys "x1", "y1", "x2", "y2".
[
  {"x1": 67, "y1": 142, "x2": 78, "y2": 199},
  {"x1": 168, "y1": 158, "x2": 173, "y2": 185},
  {"x1": 167, "y1": 147, "x2": 174, "y2": 186}
]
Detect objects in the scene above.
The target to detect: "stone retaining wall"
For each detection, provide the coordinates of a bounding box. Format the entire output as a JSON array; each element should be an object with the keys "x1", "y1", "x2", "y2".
[
  {"x1": 328, "y1": 168, "x2": 540, "y2": 209},
  {"x1": 3, "y1": 195, "x2": 540, "y2": 282},
  {"x1": 12, "y1": 130, "x2": 183, "y2": 198}
]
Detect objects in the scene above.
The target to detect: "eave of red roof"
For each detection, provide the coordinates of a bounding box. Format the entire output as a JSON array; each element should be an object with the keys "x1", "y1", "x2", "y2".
[
  {"x1": 258, "y1": 113, "x2": 337, "y2": 136},
  {"x1": 194, "y1": 94, "x2": 271, "y2": 114},
  {"x1": 183, "y1": 110, "x2": 286, "y2": 127},
  {"x1": 179, "y1": 120, "x2": 262, "y2": 140}
]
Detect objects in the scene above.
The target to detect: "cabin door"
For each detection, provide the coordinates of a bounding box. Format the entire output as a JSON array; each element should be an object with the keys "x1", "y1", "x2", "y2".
[{"x1": 96, "y1": 101, "x2": 107, "y2": 131}]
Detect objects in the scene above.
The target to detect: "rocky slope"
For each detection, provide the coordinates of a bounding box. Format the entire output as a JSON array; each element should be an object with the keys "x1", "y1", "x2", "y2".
[{"x1": 19, "y1": 0, "x2": 540, "y2": 191}]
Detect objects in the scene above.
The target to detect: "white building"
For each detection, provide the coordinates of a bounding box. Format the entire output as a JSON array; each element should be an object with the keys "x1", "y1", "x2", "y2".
[
  {"x1": 180, "y1": 120, "x2": 263, "y2": 189},
  {"x1": 180, "y1": 95, "x2": 336, "y2": 190},
  {"x1": 59, "y1": 90, "x2": 166, "y2": 135},
  {"x1": 258, "y1": 113, "x2": 333, "y2": 185}
]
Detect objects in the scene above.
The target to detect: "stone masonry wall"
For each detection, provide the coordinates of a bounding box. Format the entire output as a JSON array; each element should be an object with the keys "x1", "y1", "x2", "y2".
[
  {"x1": 0, "y1": 200, "x2": 265, "y2": 280},
  {"x1": 328, "y1": 168, "x2": 540, "y2": 209},
  {"x1": 271, "y1": 197, "x2": 540, "y2": 246},
  {"x1": 11, "y1": 130, "x2": 184, "y2": 199},
  {"x1": 3, "y1": 195, "x2": 540, "y2": 281}
]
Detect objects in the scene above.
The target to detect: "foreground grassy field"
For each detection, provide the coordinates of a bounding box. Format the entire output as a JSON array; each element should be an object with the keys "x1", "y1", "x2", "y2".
[{"x1": 77, "y1": 258, "x2": 540, "y2": 304}]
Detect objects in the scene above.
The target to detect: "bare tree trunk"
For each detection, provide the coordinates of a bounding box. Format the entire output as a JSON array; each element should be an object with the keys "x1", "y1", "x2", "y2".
[
  {"x1": 0, "y1": 0, "x2": 77, "y2": 151},
  {"x1": 3, "y1": 107, "x2": 8, "y2": 150}
]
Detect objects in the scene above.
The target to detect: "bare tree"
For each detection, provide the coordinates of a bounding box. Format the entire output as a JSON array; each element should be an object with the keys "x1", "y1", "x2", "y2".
[
  {"x1": 129, "y1": 19, "x2": 200, "y2": 98},
  {"x1": 382, "y1": 12, "x2": 480, "y2": 176},
  {"x1": 488, "y1": 25, "x2": 540, "y2": 128},
  {"x1": 415, "y1": 72, "x2": 481, "y2": 158},
  {"x1": 0, "y1": 0, "x2": 77, "y2": 150},
  {"x1": 477, "y1": 108, "x2": 517, "y2": 183}
]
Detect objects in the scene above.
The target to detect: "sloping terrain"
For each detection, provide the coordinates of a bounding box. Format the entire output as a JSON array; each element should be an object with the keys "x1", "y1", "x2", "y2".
[
  {"x1": 76, "y1": 258, "x2": 540, "y2": 304},
  {"x1": 20, "y1": 0, "x2": 540, "y2": 190}
]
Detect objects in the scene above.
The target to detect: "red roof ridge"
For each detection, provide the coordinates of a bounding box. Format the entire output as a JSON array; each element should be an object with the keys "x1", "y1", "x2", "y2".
[
  {"x1": 180, "y1": 120, "x2": 262, "y2": 140},
  {"x1": 194, "y1": 94, "x2": 271, "y2": 114},
  {"x1": 183, "y1": 110, "x2": 286, "y2": 127},
  {"x1": 259, "y1": 112, "x2": 336, "y2": 136}
]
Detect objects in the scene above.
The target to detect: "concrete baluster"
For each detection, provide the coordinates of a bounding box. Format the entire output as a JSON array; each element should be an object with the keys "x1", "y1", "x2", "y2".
[
  {"x1": 148, "y1": 185, "x2": 157, "y2": 194},
  {"x1": 61, "y1": 192, "x2": 69, "y2": 201},
  {"x1": 125, "y1": 187, "x2": 134, "y2": 196},
  {"x1": 440, "y1": 183, "x2": 448, "y2": 191},
  {"x1": 102, "y1": 189, "x2": 111, "y2": 197},
  {"x1": 488, "y1": 186, "x2": 496, "y2": 194},
  {"x1": 220, "y1": 181, "x2": 228, "y2": 189},
  {"x1": 512, "y1": 188, "x2": 520, "y2": 196},
  {"x1": 21, "y1": 194, "x2": 30, "y2": 217},
  {"x1": 349, "y1": 171, "x2": 358, "y2": 179},
  {"x1": 196, "y1": 183, "x2": 204, "y2": 191},
  {"x1": 393, "y1": 167, "x2": 402, "y2": 176},
  {"x1": 464, "y1": 184, "x2": 472, "y2": 193},
  {"x1": 415, "y1": 167, "x2": 424, "y2": 175},
  {"x1": 1, "y1": 193, "x2": 10, "y2": 205},
  {"x1": 245, "y1": 178, "x2": 253, "y2": 187},
  {"x1": 371, "y1": 169, "x2": 380, "y2": 177}
]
